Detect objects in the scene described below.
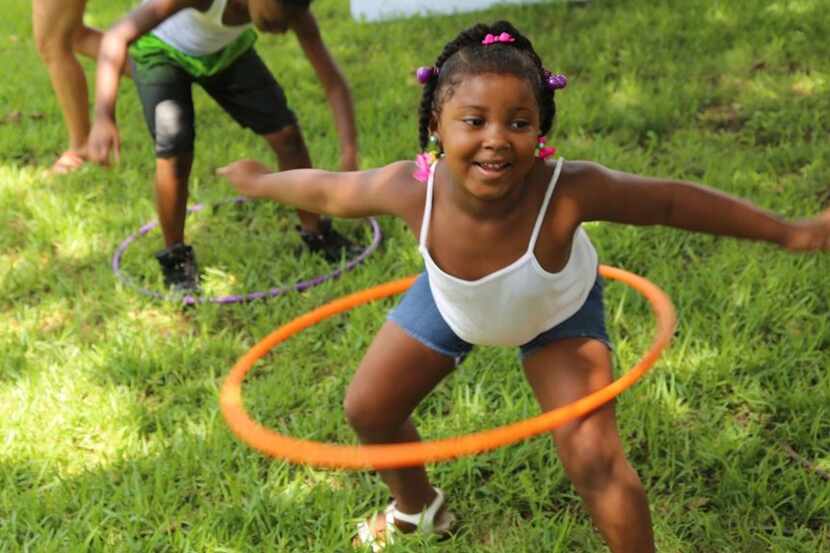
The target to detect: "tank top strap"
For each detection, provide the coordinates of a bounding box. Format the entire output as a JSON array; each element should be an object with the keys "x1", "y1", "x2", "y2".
[
  {"x1": 206, "y1": 0, "x2": 226, "y2": 22},
  {"x1": 418, "y1": 161, "x2": 439, "y2": 249},
  {"x1": 527, "y1": 157, "x2": 564, "y2": 253}
]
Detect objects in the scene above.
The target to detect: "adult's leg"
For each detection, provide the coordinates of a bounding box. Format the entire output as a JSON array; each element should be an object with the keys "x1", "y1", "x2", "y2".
[
  {"x1": 33, "y1": 0, "x2": 90, "y2": 161},
  {"x1": 72, "y1": 24, "x2": 101, "y2": 60},
  {"x1": 72, "y1": 25, "x2": 132, "y2": 77},
  {"x1": 522, "y1": 338, "x2": 655, "y2": 553},
  {"x1": 344, "y1": 320, "x2": 456, "y2": 522}
]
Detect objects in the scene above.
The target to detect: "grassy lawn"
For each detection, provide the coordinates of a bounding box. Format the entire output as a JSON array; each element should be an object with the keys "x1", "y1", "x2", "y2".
[{"x1": 1, "y1": 0, "x2": 829, "y2": 551}]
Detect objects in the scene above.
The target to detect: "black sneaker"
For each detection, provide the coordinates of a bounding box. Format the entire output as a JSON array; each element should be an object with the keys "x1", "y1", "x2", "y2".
[
  {"x1": 297, "y1": 218, "x2": 362, "y2": 263},
  {"x1": 155, "y1": 243, "x2": 200, "y2": 292}
]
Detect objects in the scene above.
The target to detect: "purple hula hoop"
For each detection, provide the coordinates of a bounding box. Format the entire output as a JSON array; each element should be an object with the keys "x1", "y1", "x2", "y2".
[{"x1": 111, "y1": 197, "x2": 382, "y2": 305}]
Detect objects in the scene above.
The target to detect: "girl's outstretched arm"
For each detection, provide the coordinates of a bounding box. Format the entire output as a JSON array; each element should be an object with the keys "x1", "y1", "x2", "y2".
[
  {"x1": 570, "y1": 161, "x2": 830, "y2": 252},
  {"x1": 217, "y1": 160, "x2": 420, "y2": 220}
]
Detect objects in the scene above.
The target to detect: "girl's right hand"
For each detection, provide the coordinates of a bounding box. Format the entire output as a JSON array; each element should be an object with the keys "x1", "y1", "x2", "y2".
[
  {"x1": 88, "y1": 116, "x2": 121, "y2": 166},
  {"x1": 783, "y1": 208, "x2": 830, "y2": 251},
  {"x1": 216, "y1": 160, "x2": 271, "y2": 197}
]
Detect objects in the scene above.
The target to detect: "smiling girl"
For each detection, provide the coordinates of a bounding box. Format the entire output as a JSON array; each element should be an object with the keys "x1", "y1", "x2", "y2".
[{"x1": 218, "y1": 20, "x2": 830, "y2": 552}]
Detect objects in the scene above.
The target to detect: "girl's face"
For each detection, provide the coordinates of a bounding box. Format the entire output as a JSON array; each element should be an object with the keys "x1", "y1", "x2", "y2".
[{"x1": 434, "y1": 72, "x2": 540, "y2": 202}]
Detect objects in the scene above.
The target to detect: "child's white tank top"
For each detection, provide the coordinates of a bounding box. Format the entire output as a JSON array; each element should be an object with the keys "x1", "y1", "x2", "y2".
[
  {"x1": 148, "y1": 0, "x2": 251, "y2": 56},
  {"x1": 419, "y1": 158, "x2": 599, "y2": 346}
]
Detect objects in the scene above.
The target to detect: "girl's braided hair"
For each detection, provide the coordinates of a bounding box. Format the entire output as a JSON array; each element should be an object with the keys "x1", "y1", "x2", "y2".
[{"x1": 417, "y1": 21, "x2": 556, "y2": 151}]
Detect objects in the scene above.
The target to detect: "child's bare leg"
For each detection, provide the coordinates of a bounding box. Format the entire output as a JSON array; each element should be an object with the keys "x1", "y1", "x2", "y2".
[
  {"x1": 72, "y1": 24, "x2": 101, "y2": 60},
  {"x1": 71, "y1": 24, "x2": 132, "y2": 77},
  {"x1": 344, "y1": 320, "x2": 455, "y2": 522},
  {"x1": 523, "y1": 338, "x2": 655, "y2": 553},
  {"x1": 155, "y1": 154, "x2": 193, "y2": 247},
  {"x1": 261, "y1": 125, "x2": 321, "y2": 232},
  {"x1": 33, "y1": 0, "x2": 90, "y2": 156}
]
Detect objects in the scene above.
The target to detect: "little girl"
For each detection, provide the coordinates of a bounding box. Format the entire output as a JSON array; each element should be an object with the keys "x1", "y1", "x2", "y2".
[
  {"x1": 89, "y1": 0, "x2": 360, "y2": 291},
  {"x1": 219, "y1": 21, "x2": 830, "y2": 552}
]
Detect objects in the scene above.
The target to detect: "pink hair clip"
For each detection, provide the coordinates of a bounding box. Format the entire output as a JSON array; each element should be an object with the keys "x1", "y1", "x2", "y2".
[
  {"x1": 415, "y1": 66, "x2": 438, "y2": 85},
  {"x1": 482, "y1": 32, "x2": 515, "y2": 45}
]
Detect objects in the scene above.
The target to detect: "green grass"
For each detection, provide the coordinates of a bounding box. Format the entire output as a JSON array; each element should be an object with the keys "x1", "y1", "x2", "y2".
[{"x1": 2, "y1": 0, "x2": 829, "y2": 551}]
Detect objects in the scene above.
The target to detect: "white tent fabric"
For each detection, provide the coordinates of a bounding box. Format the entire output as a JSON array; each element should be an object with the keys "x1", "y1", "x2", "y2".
[{"x1": 350, "y1": 0, "x2": 582, "y2": 22}]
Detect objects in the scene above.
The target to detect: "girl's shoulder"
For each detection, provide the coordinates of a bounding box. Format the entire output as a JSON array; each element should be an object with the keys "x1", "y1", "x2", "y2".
[
  {"x1": 372, "y1": 160, "x2": 425, "y2": 189},
  {"x1": 389, "y1": 159, "x2": 429, "y2": 202},
  {"x1": 543, "y1": 159, "x2": 614, "y2": 227},
  {"x1": 550, "y1": 159, "x2": 618, "y2": 200},
  {"x1": 362, "y1": 160, "x2": 427, "y2": 222},
  {"x1": 555, "y1": 159, "x2": 608, "y2": 186}
]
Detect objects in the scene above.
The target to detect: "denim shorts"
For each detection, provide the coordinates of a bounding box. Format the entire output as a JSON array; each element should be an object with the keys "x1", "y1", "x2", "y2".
[{"x1": 388, "y1": 272, "x2": 612, "y2": 364}]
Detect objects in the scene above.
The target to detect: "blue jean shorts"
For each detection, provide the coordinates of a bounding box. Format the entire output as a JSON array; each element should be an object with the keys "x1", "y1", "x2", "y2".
[{"x1": 388, "y1": 272, "x2": 612, "y2": 364}]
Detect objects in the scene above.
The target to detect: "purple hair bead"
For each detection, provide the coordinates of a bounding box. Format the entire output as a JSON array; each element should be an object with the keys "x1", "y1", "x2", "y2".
[
  {"x1": 416, "y1": 66, "x2": 437, "y2": 85},
  {"x1": 546, "y1": 73, "x2": 568, "y2": 91}
]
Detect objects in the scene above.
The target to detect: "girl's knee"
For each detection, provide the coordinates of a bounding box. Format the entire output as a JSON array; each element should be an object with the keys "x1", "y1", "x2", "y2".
[
  {"x1": 343, "y1": 388, "x2": 404, "y2": 439},
  {"x1": 557, "y1": 431, "x2": 624, "y2": 491},
  {"x1": 343, "y1": 393, "x2": 375, "y2": 436}
]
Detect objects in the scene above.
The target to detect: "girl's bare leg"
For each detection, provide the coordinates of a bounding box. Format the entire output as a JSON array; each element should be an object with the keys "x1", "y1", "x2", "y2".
[
  {"x1": 344, "y1": 321, "x2": 456, "y2": 526},
  {"x1": 523, "y1": 338, "x2": 655, "y2": 553}
]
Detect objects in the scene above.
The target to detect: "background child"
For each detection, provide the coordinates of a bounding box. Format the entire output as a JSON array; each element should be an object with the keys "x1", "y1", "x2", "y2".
[
  {"x1": 218, "y1": 20, "x2": 830, "y2": 553},
  {"x1": 88, "y1": 0, "x2": 359, "y2": 291}
]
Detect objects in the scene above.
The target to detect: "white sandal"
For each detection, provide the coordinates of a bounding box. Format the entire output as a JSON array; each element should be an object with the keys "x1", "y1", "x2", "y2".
[{"x1": 355, "y1": 487, "x2": 455, "y2": 551}]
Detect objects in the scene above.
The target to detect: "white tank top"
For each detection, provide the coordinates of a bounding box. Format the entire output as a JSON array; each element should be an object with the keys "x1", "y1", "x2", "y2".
[
  {"x1": 149, "y1": 0, "x2": 251, "y2": 56},
  {"x1": 419, "y1": 158, "x2": 599, "y2": 346}
]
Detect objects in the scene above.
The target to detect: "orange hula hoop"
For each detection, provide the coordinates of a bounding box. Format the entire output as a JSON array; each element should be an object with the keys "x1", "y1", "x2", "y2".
[{"x1": 220, "y1": 265, "x2": 676, "y2": 470}]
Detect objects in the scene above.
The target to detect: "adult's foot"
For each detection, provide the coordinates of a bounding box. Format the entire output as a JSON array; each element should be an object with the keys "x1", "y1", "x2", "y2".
[{"x1": 49, "y1": 150, "x2": 86, "y2": 175}]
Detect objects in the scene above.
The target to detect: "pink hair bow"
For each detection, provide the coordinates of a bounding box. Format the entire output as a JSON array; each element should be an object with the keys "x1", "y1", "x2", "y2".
[
  {"x1": 538, "y1": 145, "x2": 557, "y2": 160},
  {"x1": 482, "y1": 32, "x2": 515, "y2": 45},
  {"x1": 413, "y1": 152, "x2": 436, "y2": 183},
  {"x1": 536, "y1": 136, "x2": 557, "y2": 160}
]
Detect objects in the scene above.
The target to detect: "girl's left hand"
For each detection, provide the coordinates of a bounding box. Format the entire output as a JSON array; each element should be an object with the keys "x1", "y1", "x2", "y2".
[
  {"x1": 784, "y1": 208, "x2": 830, "y2": 251},
  {"x1": 217, "y1": 160, "x2": 270, "y2": 197}
]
